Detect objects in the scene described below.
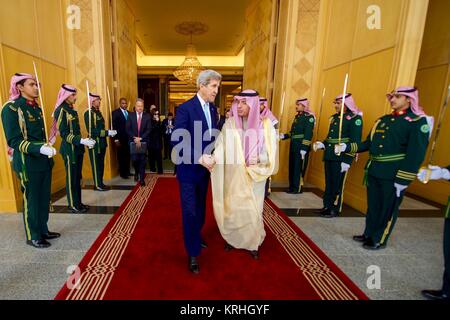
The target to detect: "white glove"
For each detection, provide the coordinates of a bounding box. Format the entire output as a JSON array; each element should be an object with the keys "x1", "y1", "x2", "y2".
[
  {"x1": 417, "y1": 165, "x2": 450, "y2": 182},
  {"x1": 39, "y1": 145, "x2": 57, "y2": 157},
  {"x1": 300, "y1": 150, "x2": 306, "y2": 160},
  {"x1": 108, "y1": 130, "x2": 117, "y2": 137},
  {"x1": 394, "y1": 183, "x2": 408, "y2": 197},
  {"x1": 81, "y1": 138, "x2": 96, "y2": 149},
  {"x1": 313, "y1": 141, "x2": 325, "y2": 152},
  {"x1": 335, "y1": 143, "x2": 347, "y2": 155},
  {"x1": 341, "y1": 162, "x2": 350, "y2": 172},
  {"x1": 279, "y1": 133, "x2": 285, "y2": 140}
]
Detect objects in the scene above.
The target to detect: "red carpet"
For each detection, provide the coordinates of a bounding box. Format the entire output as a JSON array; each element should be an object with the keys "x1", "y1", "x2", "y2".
[{"x1": 55, "y1": 175, "x2": 368, "y2": 300}]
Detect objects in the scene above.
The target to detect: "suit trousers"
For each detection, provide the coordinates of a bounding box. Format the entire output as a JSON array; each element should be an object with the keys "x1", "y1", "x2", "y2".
[
  {"x1": 178, "y1": 177, "x2": 209, "y2": 257},
  {"x1": 131, "y1": 152, "x2": 146, "y2": 183},
  {"x1": 117, "y1": 141, "x2": 131, "y2": 177}
]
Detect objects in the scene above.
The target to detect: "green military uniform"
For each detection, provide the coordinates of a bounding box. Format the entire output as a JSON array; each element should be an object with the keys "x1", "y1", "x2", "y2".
[
  {"x1": 84, "y1": 108, "x2": 107, "y2": 189},
  {"x1": 444, "y1": 166, "x2": 450, "y2": 297},
  {"x1": 1, "y1": 96, "x2": 53, "y2": 240},
  {"x1": 283, "y1": 112, "x2": 315, "y2": 193},
  {"x1": 322, "y1": 111, "x2": 362, "y2": 213},
  {"x1": 346, "y1": 108, "x2": 429, "y2": 246},
  {"x1": 54, "y1": 102, "x2": 85, "y2": 210},
  {"x1": 443, "y1": 166, "x2": 450, "y2": 296}
]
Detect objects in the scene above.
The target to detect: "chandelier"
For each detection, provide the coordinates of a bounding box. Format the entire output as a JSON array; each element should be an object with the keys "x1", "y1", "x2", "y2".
[
  {"x1": 173, "y1": 43, "x2": 204, "y2": 86},
  {"x1": 173, "y1": 22, "x2": 208, "y2": 86}
]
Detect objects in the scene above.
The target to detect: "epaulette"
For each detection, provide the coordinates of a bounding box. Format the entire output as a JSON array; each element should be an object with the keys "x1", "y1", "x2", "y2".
[
  {"x1": 347, "y1": 113, "x2": 359, "y2": 119},
  {"x1": 2, "y1": 101, "x2": 17, "y2": 112}
]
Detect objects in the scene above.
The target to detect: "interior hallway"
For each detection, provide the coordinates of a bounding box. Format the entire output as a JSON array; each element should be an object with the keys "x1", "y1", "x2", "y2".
[{"x1": 0, "y1": 175, "x2": 445, "y2": 300}]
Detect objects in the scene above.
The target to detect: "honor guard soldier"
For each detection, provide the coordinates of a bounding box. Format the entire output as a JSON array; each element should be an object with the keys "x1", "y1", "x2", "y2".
[
  {"x1": 259, "y1": 97, "x2": 278, "y2": 197},
  {"x1": 280, "y1": 98, "x2": 315, "y2": 194},
  {"x1": 51, "y1": 84, "x2": 96, "y2": 213},
  {"x1": 335, "y1": 87, "x2": 432, "y2": 249},
  {"x1": 1, "y1": 73, "x2": 59, "y2": 248},
  {"x1": 418, "y1": 165, "x2": 450, "y2": 301},
  {"x1": 313, "y1": 93, "x2": 363, "y2": 218},
  {"x1": 259, "y1": 97, "x2": 279, "y2": 128},
  {"x1": 84, "y1": 93, "x2": 117, "y2": 191}
]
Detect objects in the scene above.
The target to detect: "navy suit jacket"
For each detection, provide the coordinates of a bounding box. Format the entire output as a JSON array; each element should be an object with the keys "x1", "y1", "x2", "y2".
[
  {"x1": 126, "y1": 111, "x2": 151, "y2": 145},
  {"x1": 112, "y1": 108, "x2": 128, "y2": 143},
  {"x1": 173, "y1": 95, "x2": 218, "y2": 183}
]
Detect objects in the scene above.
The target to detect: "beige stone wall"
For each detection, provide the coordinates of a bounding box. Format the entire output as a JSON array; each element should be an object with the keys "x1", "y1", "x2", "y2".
[
  {"x1": 408, "y1": 0, "x2": 450, "y2": 205},
  {"x1": 0, "y1": 0, "x2": 136, "y2": 212},
  {"x1": 273, "y1": 0, "x2": 321, "y2": 183},
  {"x1": 113, "y1": 0, "x2": 137, "y2": 106},
  {"x1": 0, "y1": 0, "x2": 68, "y2": 211},
  {"x1": 243, "y1": 0, "x2": 273, "y2": 97}
]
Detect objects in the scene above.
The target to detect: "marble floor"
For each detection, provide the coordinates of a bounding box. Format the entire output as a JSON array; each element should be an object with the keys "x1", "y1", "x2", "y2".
[{"x1": 0, "y1": 175, "x2": 446, "y2": 300}]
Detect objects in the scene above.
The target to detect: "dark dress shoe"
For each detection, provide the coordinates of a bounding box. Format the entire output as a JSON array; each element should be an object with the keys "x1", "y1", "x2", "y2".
[
  {"x1": 362, "y1": 239, "x2": 386, "y2": 250},
  {"x1": 285, "y1": 189, "x2": 293, "y2": 194},
  {"x1": 201, "y1": 240, "x2": 208, "y2": 249},
  {"x1": 353, "y1": 235, "x2": 368, "y2": 242},
  {"x1": 421, "y1": 289, "x2": 450, "y2": 301},
  {"x1": 42, "y1": 231, "x2": 61, "y2": 240},
  {"x1": 316, "y1": 207, "x2": 329, "y2": 214},
  {"x1": 134, "y1": 174, "x2": 139, "y2": 182},
  {"x1": 321, "y1": 208, "x2": 339, "y2": 218},
  {"x1": 81, "y1": 203, "x2": 90, "y2": 211},
  {"x1": 69, "y1": 206, "x2": 87, "y2": 213},
  {"x1": 94, "y1": 186, "x2": 108, "y2": 191},
  {"x1": 120, "y1": 175, "x2": 129, "y2": 179},
  {"x1": 250, "y1": 250, "x2": 259, "y2": 259},
  {"x1": 224, "y1": 243, "x2": 234, "y2": 251},
  {"x1": 26, "y1": 239, "x2": 51, "y2": 248},
  {"x1": 188, "y1": 256, "x2": 199, "y2": 274},
  {"x1": 140, "y1": 181, "x2": 146, "y2": 186}
]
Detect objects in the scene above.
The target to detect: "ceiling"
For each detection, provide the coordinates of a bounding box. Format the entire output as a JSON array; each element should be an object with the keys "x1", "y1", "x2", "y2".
[{"x1": 127, "y1": 0, "x2": 251, "y2": 56}]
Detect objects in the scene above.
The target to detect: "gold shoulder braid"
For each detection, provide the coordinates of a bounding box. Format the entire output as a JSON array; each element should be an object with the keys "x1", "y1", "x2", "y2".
[
  {"x1": 17, "y1": 107, "x2": 28, "y2": 140},
  {"x1": 57, "y1": 108, "x2": 65, "y2": 128},
  {"x1": 370, "y1": 119, "x2": 382, "y2": 141},
  {"x1": 16, "y1": 106, "x2": 29, "y2": 182}
]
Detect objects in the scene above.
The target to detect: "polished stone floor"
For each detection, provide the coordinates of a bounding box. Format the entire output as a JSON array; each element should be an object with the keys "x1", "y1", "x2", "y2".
[{"x1": 0, "y1": 176, "x2": 446, "y2": 300}]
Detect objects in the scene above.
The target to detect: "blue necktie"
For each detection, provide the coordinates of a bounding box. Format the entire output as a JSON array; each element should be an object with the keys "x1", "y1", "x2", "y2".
[
  {"x1": 204, "y1": 103, "x2": 211, "y2": 130},
  {"x1": 124, "y1": 110, "x2": 128, "y2": 120}
]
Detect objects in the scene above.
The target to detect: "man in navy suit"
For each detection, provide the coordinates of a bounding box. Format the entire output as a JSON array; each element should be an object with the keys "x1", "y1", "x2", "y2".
[
  {"x1": 172, "y1": 69, "x2": 222, "y2": 274},
  {"x1": 112, "y1": 97, "x2": 132, "y2": 179},
  {"x1": 126, "y1": 99, "x2": 151, "y2": 186}
]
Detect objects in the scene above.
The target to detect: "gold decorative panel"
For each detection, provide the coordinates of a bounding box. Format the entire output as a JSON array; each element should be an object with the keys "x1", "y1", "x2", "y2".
[{"x1": 243, "y1": 0, "x2": 273, "y2": 96}]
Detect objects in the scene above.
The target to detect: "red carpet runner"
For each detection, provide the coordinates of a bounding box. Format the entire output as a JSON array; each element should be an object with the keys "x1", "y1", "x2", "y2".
[{"x1": 55, "y1": 175, "x2": 368, "y2": 300}]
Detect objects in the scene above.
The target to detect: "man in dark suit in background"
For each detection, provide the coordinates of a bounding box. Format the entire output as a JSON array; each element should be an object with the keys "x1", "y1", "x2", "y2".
[
  {"x1": 172, "y1": 69, "x2": 221, "y2": 274},
  {"x1": 126, "y1": 98, "x2": 151, "y2": 186},
  {"x1": 162, "y1": 112, "x2": 175, "y2": 160},
  {"x1": 113, "y1": 97, "x2": 132, "y2": 179},
  {"x1": 149, "y1": 109, "x2": 163, "y2": 174}
]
